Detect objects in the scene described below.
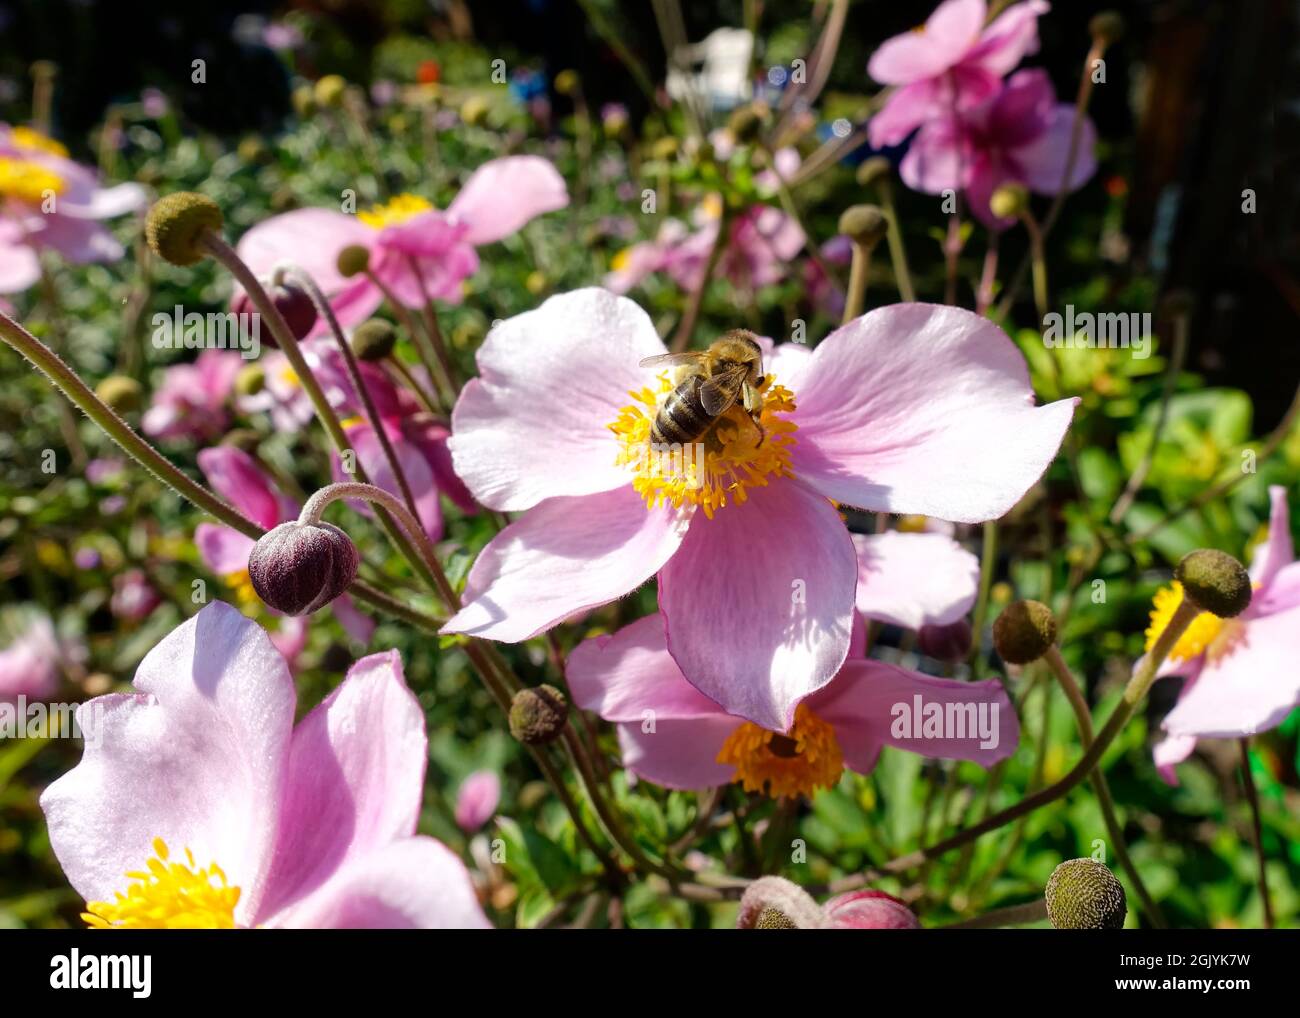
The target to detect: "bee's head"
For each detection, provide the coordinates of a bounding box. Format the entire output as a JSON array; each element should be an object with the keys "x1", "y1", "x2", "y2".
[{"x1": 716, "y1": 329, "x2": 764, "y2": 380}]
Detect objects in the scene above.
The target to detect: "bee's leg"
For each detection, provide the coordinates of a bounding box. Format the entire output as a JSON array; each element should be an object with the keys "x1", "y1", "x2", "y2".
[{"x1": 750, "y1": 410, "x2": 766, "y2": 448}]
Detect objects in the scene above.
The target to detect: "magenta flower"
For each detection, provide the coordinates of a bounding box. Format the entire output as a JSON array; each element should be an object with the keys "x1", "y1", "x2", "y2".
[
  {"x1": 0, "y1": 124, "x2": 146, "y2": 293},
  {"x1": 736, "y1": 876, "x2": 921, "y2": 928},
  {"x1": 237, "y1": 156, "x2": 568, "y2": 330},
  {"x1": 443, "y1": 289, "x2": 1073, "y2": 731},
  {"x1": 455, "y1": 770, "x2": 502, "y2": 833},
  {"x1": 867, "y1": 0, "x2": 1049, "y2": 148},
  {"x1": 40, "y1": 601, "x2": 489, "y2": 928},
  {"x1": 141, "y1": 349, "x2": 244, "y2": 443},
  {"x1": 194, "y1": 445, "x2": 375, "y2": 647},
  {"x1": 1151, "y1": 486, "x2": 1300, "y2": 783},
  {"x1": 899, "y1": 68, "x2": 1097, "y2": 228},
  {"x1": 0, "y1": 613, "x2": 64, "y2": 703}
]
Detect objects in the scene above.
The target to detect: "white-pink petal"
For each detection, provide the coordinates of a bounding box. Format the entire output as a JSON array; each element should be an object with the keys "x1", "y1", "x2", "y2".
[{"x1": 853, "y1": 530, "x2": 979, "y2": 630}]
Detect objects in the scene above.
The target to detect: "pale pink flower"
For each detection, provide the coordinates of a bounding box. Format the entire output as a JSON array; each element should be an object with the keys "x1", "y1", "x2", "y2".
[
  {"x1": 1153, "y1": 486, "x2": 1300, "y2": 782},
  {"x1": 867, "y1": 0, "x2": 1049, "y2": 148},
  {"x1": 0, "y1": 613, "x2": 63, "y2": 702},
  {"x1": 141, "y1": 349, "x2": 244, "y2": 443},
  {"x1": 110, "y1": 569, "x2": 160, "y2": 622},
  {"x1": 824, "y1": 889, "x2": 922, "y2": 929},
  {"x1": 236, "y1": 156, "x2": 568, "y2": 331},
  {"x1": 455, "y1": 771, "x2": 501, "y2": 832},
  {"x1": 0, "y1": 124, "x2": 146, "y2": 293},
  {"x1": 444, "y1": 289, "x2": 1074, "y2": 730},
  {"x1": 899, "y1": 68, "x2": 1096, "y2": 227},
  {"x1": 737, "y1": 876, "x2": 921, "y2": 928},
  {"x1": 41, "y1": 601, "x2": 489, "y2": 929}
]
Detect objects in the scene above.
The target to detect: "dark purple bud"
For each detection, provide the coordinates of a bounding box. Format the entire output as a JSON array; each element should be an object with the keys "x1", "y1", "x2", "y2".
[
  {"x1": 248, "y1": 521, "x2": 359, "y2": 615},
  {"x1": 231, "y1": 279, "x2": 318, "y2": 348},
  {"x1": 917, "y1": 618, "x2": 972, "y2": 662}
]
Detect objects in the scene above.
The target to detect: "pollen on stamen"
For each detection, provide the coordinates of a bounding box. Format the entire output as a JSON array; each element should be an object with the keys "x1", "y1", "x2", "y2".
[
  {"x1": 716, "y1": 704, "x2": 844, "y2": 799},
  {"x1": 82, "y1": 837, "x2": 241, "y2": 929},
  {"x1": 608, "y1": 372, "x2": 798, "y2": 519},
  {"x1": 1144, "y1": 580, "x2": 1247, "y2": 663}
]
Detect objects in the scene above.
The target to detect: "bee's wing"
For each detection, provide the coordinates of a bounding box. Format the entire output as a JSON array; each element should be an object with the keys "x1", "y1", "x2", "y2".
[
  {"x1": 699, "y1": 366, "x2": 747, "y2": 416},
  {"x1": 638, "y1": 352, "x2": 705, "y2": 369}
]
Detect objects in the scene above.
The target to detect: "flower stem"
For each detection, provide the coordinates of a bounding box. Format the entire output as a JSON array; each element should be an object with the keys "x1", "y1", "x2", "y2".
[
  {"x1": 1044, "y1": 645, "x2": 1166, "y2": 927},
  {"x1": 841, "y1": 237, "x2": 875, "y2": 325},
  {"x1": 364, "y1": 268, "x2": 455, "y2": 405},
  {"x1": 936, "y1": 899, "x2": 1047, "y2": 929},
  {"x1": 670, "y1": 198, "x2": 730, "y2": 353},
  {"x1": 876, "y1": 176, "x2": 916, "y2": 302},
  {"x1": 1238, "y1": 739, "x2": 1275, "y2": 928}
]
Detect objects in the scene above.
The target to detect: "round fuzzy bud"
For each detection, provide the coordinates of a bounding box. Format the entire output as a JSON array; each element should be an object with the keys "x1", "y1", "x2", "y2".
[
  {"x1": 351, "y1": 319, "x2": 396, "y2": 362},
  {"x1": 460, "y1": 95, "x2": 489, "y2": 126},
  {"x1": 992, "y1": 600, "x2": 1057, "y2": 664},
  {"x1": 146, "y1": 192, "x2": 223, "y2": 267},
  {"x1": 726, "y1": 102, "x2": 768, "y2": 144},
  {"x1": 838, "y1": 204, "x2": 887, "y2": 247},
  {"x1": 917, "y1": 618, "x2": 973, "y2": 662},
  {"x1": 1089, "y1": 11, "x2": 1125, "y2": 46},
  {"x1": 1045, "y1": 858, "x2": 1127, "y2": 929},
  {"x1": 336, "y1": 244, "x2": 371, "y2": 279},
  {"x1": 855, "y1": 156, "x2": 892, "y2": 189},
  {"x1": 248, "y1": 520, "x2": 360, "y2": 616},
  {"x1": 823, "y1": 889, "x2": 921, "y2": 930},
  {"x1": 95, "y1": 375, "x2": 142, "y2": 413},
  {"x1": 554, "y1": 69, "x2": 580, "y2": 96},
  {"x1": 291, "y1": 85, "x2": 315, "y2": 118},
  {"x1": 313, "y1": 74, "x2": 347, "y2": 108},
  {"x1": 735, "y1": 876, "x2": 827, "y2": 930},
  {"x1": 235, "y1": 363, "x2": 266, "y2": 397},
  {"x1": 1175, "y1": 549, "x2": 1251, "y2": 618},
  {"x1": 508, "y1": 685, "x2": 569, "y2": 745},
  {"x1": 755, "y1": 908, "x2": 799, "y2": 929},
  {"x1": 989, "y1": 183, "x2": 1030, "y2": 220}
]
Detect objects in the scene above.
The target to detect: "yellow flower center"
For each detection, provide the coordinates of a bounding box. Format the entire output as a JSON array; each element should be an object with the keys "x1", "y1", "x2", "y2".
[
  {"x1": 224, "y1": 569, "x2": 257, "y2": 606},
  {"x1": 357, "y1": 192, "x2": 433, "y2": 229},
  {"x1": 10, "y1": 125, "x2": 69, "y2": 157},
  {"x1": 716, "y1": 704, "x2": 844, "y2": 799},
  {"x1": 608, "y1": 372, "x2": 797, "y2": 519},
  {"x1": 1144, "y1": 581, "x2": 1246, "y2": 663},
  {"x1": 83, "y1": 838, "x2": 240, "y2": 929},
  {"x1": 0, "y1": 156, "x2": 64, "y2": 204},
  {"x1": 610, "y1": 247, "x2": 632, "y2": 272}
]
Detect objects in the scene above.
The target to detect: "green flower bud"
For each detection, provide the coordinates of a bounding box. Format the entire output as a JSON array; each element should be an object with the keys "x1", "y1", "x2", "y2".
[
  {"x1": 989, "y1": 183, "x2": 1030, "y2": 221},
  {"x1": 855, "y1": 156, "x2": 892, "y2": 189},
  {"x1": 650, "y1": 137, "x2": 679, "y2": 161},
  {"x1": 235, "y1": 363, "x2": 266, "y2": 397},
  {"x1": 460, "y1": 95, "x2": 489, "y2": 126},
  {"x1": 336, "y1": 244, "x2": 371, "y2": 279},
  {"x1": 1089, "y1": 11, "x2": 1125, "y2": 46},
  {"x1": 313, "y1": 74, "x2": 347, "y2": 109},
  {"x1": 146, "y1": 192, "x2": 223, "y2": 267},
  {"x1": 95, "y1": 375, "x2": 142, "y2": 413},
  {"x1": 837, "y1": 204, "x2": 887, "y2": 247},
  {"x1": 1175, "y1": 549, "x2": 1252, "y2": 618},
  {"x1": 992, "y1": 599, "x2": 1057, "y2": 664},
  {"x1": 554, "y1": 69, "x2": 580, "y2": 96},
  {"x1": 351, "y1": 319, "x2": 396, "y2": 362},
  {"x1": 726, "y1": 102, "x2": 768, "y2": 144},
  {"x1": 1045, "y1": 858, "x2": 1127, "y2": 929},
  {"x1": 508, "y1": 685, "x2": 569, "y2": 745}
]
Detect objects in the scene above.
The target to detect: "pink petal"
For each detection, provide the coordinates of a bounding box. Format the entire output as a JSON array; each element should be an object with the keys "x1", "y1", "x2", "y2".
[
  {"x1": 455, "y1": 770, "x2": 502, "y2": 832},
  {"x1": 867, "y1": 0, "x2": 986, "y2": 84},
  {"x1": 1152, "y1": 732, "x2": 1197, "y2": 786},
  {"x1": 1161, "y1": 606, "x2": 1300, "y2": 739},
  {"x1": 266, "y1": 836, "x2": 489, "y2": 928},
  {"x1": 448, "y1": 288, "x2": 668, "y2": 512},
  {"x1": 1009, "y1": 103, "x2": 1098, "y2": 195},
  {"x1": 1249, "y1": 485, "x2": 1293, "y2": 589},
  {"x1": 615, "y1": 716, "x2": 742, "y2": 790},
  {"x1": 853, "y1": 531, "x2": 979, "y2": 629},
  {"x1": 868, "y1": 79, "x2": 944, "y2": 148},
  {"x1": 967, "y1": 0, "x2": 1050, "y2": 77},
  {"x1": 39, "y1": 602, "x2": 295, "y2": 921},
  {"x1": 256, "y1": 650, "x2": 426, "y2": 921},
  {"x1": 0, "y1": 235, "x2": 40, "y2": 293},
  {"x1": 58, "y1": 181, "x2": 147, "y2": 219},
  {"x1": 448, "y1": 155, "x2": 569, "y2": 246},
  {"x1": 403, "y1": 417, "x2": 479, "y2": 514},
  {"x1": 825, "y1": 889, "x2": 921, "y2": 929},
  {"x1": 787, "y1": 303, "x2": 1077, "y2": 523},
  {"x1": 813, "y1": 660, "x2": 1019, "y2": 772},
  {"x1": 330, "y1": 594, "x2": 377, "y2": 646},
  {"x1": 337, "y1": 420, "x2": 442, "y2": 539},
  {"x1": 0, "y1": 616, "x2": 61, "y2": 701},
  {"x1": 442, "y1": 485, "x2": 691, "y2": 642},
  {"x1": 899, "y1": 116, "x2": 972, "y2": 194},
  {"x1": 198, "y1": 446, "x2": 283, "y2": 530},
  {"x1": 659, "y1": 479, "x2": 857, "y2": 733},
  {"x1": 195, "y1": 523, "x2": 257, "y2": 576},
  {"x1": 237, "y1": 207, "x2": 372, "y2": 296}
]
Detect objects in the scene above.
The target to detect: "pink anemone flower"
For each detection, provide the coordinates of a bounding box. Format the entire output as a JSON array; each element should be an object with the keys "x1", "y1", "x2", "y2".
[
  {"x1": 899, "y1": 68, "x2": 1097, "y2": 228},
  {"x1": 566, "y1": 531, "x2": 1005, "y2": 799},
  {"x1": 40, "y1": 602, "x2": 489, "y2": 929},
  {"x1": 0, "y1": 124, "x2": 146, "y2": 293},
  {"x1": 141, "y1": 348, "x2": 244, "y2": 443},
  {"x1": 194, "y1": 445, "x2": 375, "y2": 647},
  {"x1": 236, "y1": 156, "x2": 568, "y2": 331},
  {"x1": 1151, "y1": 486, "x2": 1300, "y2": 783},
  {"x1": 443, "y1": 288, "x2": 1075, "y2": 731},
  {"x1": 455, "y1": 770, "x2": 502, "y2": 833},
  {"x1": 0, "y1": 613, "x2": 65, "y2": 702},
  {"x1": 737, "y1": 877, "x2": 921, "y2": 929},
  {"x1": 867, "y1": 0, "x2": 1049, "y2": 148}
]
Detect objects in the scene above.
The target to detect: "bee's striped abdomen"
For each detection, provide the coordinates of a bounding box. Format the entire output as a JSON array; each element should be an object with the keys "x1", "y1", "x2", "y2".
[{"x1": 651, "y1": 375, "x2": 711, "y2": 446}]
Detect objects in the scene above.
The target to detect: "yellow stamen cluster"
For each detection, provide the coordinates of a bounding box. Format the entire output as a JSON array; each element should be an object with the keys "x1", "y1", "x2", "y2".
[
  {"x1": 83, "y1": 838, "x2": 240, "y2": 929},
  {"x1": 609, "y1": 373, "x2": 797, "y2": 519},
  {"x1": 717, "y1": 704, "x2": 844, "y2": 799},
  {"x1": 224, "y1": 569, "x2": 257, "y2": 606},
  {"x1": 10, "y1": 126, "x2": 70, "y2": 157},
  {"x1": 357, "y1": 192, "x2": 433, "y2": 229},
  {"x1": 1144, "y1": 580, "x2": 1245, "y2": 663},
  {"x1": 0, "y1": 156, "x2": 64, "y2": 204}
]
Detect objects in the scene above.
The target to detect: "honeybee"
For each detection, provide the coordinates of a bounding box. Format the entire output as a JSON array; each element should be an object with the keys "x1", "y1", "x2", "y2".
[{"x1": 639, "y1": 331, "x2": 766, "y2": 448}]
